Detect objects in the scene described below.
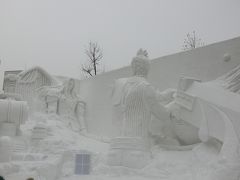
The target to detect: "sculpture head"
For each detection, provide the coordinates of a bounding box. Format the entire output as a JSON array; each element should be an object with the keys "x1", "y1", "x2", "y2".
[
  {"x1": 131, "y1": 49, "x2": 150, "y2": 78},
  {"x1": 62, "y1": 78, "x2": 76, "y2": 97}
]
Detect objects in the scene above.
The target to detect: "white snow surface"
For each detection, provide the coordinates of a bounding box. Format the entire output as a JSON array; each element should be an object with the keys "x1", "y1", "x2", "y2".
[{"x1": 1, "y1": 112, "x2": 236, "y2": 180}]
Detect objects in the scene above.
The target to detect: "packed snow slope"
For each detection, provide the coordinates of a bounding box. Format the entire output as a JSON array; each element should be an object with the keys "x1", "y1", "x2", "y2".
[{"x1": 2, "y1": 112, "x2": 238, "y2": 180}]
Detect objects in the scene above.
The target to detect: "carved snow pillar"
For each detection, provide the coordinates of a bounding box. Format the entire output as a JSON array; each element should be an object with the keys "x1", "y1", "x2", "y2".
[{"x1": 0, "y1": 99, "x2": 28, "y2": 137}]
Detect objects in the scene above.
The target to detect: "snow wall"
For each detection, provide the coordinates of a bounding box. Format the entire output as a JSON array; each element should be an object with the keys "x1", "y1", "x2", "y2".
[{"x1": 76, "y1": 37, "x2": 240, "y2": 137}]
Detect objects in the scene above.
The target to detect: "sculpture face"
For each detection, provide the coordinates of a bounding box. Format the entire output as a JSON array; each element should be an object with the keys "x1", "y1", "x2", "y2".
[{"x1": 68, "y1": 79, "x2": 75, "y2": 91}]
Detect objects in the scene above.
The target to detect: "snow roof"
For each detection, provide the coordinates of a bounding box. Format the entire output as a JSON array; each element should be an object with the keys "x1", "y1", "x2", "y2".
[{"x1": 18, "y1": 66, "x2": 61, "y2": 85}]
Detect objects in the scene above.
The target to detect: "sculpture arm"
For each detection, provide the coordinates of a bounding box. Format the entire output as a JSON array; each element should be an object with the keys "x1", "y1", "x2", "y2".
[
  {"x1": 145, "y1": 85, "x2": 170, "y2": 122},
  {"x1": 75, "y1": 101, "x2": 87, "y2": 132},
  {"x1": 156, "y1": 88, "x2": 176, "y2": 104}
]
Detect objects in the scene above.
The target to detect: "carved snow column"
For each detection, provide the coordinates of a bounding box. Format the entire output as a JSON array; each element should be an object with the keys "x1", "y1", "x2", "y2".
[
  {"x1": 0, "y1": 99, "x2": 28, "y2": 137},
  {"x1": 0, "y1": 136, "x2": 13, "y2": 162}
]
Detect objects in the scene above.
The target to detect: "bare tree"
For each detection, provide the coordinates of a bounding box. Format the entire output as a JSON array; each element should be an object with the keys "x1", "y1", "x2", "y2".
[
  {"x1": 82, "y1": 41, "x2": 103, "y2": 77},
  {"x1": 183, "y1": 31, "x2": 204, "y2": 50}
]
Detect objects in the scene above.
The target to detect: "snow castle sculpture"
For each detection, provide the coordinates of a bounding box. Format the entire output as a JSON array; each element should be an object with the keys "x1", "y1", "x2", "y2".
[
  {"x1": 15, "y1": 66, "x2": 60, "y2": 109},
  {"x1": 108, "y1": 49, "x2": 175, "y2": 168}
]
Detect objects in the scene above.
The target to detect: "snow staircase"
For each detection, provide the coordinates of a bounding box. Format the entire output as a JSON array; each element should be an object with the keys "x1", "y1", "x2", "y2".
[{"x1": 12, "y1": 139, "x2": 27, "y2": 153}]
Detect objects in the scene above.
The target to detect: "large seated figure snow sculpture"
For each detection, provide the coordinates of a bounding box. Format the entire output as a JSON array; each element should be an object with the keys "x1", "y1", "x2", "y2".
[
  {"x1": 0, "y1": 93, "x2": 28, "y2": 137},
  {"x1": 108, "y1": 49, "x2": 174, "y2": 168},
  {"x1": 170, "y1": 65, "x2": 240, "y2": 179},
  {"x1": 39, "y1": 78, "x2": 87, "y2": 133}
]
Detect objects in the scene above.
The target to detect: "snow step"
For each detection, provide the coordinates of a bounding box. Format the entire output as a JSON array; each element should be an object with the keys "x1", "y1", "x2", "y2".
[{"x1": 13, "y1": 139, "x2": 27, "y2": 153}]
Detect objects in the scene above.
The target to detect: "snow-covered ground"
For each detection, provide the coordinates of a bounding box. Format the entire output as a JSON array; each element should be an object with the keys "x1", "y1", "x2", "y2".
[{"x1": 0, "y1": 112, "x2": 236, "y2": 180}]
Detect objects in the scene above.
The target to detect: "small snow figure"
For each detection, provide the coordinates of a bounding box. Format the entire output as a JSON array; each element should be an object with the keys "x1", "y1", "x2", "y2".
[
  {"x1": 57, "y1": 79, "x2": 87, "y2": 133},
  {"x1": 38, "y1": 78, "x2": 87, "y2": 134}
]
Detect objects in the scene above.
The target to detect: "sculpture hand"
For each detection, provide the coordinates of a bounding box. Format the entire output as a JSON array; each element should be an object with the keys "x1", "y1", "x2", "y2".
[
  {"x1": 166, "y1": 101, "x2": 181, "y2": 120},
  {"x1": 157, "y1": 88, "x2": 176, "y2": 103}
]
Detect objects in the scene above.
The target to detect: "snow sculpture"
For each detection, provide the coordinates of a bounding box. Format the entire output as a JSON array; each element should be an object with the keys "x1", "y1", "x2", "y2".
[
  {"x1": 0, "y1": 96, "x2": 28, "y2": 137},
  {"x1": 3, "y1": 73, "x2": 20, "y2": 94},
  {"x1": 39, "y1": 79, "x2": 87, "y2": 133},
  {"x1": 111, "y1": 49, "x2": 174, "y2": 138},
  {"x1": 108, "y1": 49, "x2": 173, "y2": 168},
  {"x1": 168, "y1": 77, "x2": 202, "y2": 145},
  {"x1": 15, "y1": 66, "x2": 60, "y2": 109},
  {"x1": 32, "y1": 122, "x2": 47, "y2": 140},
  {"x1": 58, "y1": 79, "x2": 86, "y2": 132},
  {"x1": 170, "y1": 65, "x2": 240, "y2": 179}
]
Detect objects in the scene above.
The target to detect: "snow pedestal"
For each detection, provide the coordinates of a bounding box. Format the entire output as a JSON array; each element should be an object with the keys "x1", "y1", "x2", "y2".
[
  {"x1": 107, "y1": 137, "x2": 151, "y2": 169},
  {"x1": 0, "y1": 99, "x2": 28, "y2": 137},
  {"x1": 0, "y1": 136, "x2": 13, "y2": 162}
]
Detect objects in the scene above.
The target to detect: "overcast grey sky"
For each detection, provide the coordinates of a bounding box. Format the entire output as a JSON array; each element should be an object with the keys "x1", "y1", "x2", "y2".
[{"x1": 0, "y1": 0, "x2": 240, "y2": 78}]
